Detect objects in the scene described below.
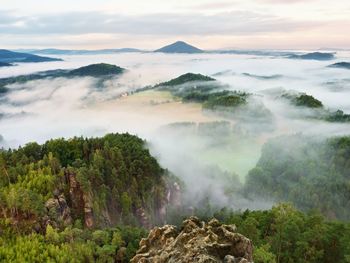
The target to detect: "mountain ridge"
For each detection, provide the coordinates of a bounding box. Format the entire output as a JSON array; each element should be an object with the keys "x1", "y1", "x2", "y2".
[
  {"x1": 0, "y1": 49, "x2": 62, "y2": 63},
  {"x1": 18, "y1": 48, "x2": 142, "y2": 55}
]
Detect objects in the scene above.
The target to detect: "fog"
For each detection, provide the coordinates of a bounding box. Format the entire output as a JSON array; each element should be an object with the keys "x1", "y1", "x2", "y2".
[{"x1": 1, "y1": 51, "x2": 350, "y2": 211}]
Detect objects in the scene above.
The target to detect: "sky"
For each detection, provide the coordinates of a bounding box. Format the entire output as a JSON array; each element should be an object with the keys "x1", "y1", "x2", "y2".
[{"x1": 0, "y1": 0, "x2": 350, "y2": 50}]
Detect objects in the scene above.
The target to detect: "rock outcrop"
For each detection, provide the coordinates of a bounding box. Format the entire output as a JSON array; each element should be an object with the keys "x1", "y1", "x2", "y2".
[
  {"x1": 157, "y1": 181, "x2": 182, "y2": 224},
  {"x1": 45, "y1": 193, "x2": 72, "y2": 228},
  {"x1": 131, "y1": 216, "x2": 253, "y2": 263},
  {"x1": 66, "y1": 171, "x2": 96, "y2": 228}
]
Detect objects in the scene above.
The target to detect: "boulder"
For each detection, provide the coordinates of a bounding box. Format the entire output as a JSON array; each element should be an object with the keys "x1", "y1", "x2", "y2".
[{"x1": 131, "y1": 216, "x2": 253, "y2": 263}]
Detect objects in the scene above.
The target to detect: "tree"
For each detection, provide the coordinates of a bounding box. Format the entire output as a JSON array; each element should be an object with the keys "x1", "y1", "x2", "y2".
[{"x1": 254, "y1": 244, "x2": 277, "y2": 263}]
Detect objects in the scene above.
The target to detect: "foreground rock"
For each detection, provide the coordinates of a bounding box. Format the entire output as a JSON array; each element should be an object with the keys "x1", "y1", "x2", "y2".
[{"x1": 131, "y1": 216, "x2": 253, "y2": 263}]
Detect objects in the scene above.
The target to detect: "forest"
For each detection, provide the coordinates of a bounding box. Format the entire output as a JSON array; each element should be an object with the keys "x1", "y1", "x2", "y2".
[
  {"x1": 245, "y1": 135, "x2": 350, "y2": 220},
  {"x1": 154, "y1": 73, "x2": 251, "y2": 114},
  {"x1": 1, "y1": 133, "x2": 350, "y2": 262},
  {"x1": 280, "y1": 91, "x2": 350, "y2": 123},
  {"x1": 0, "y1": 133, "x2": 177, "y2": 262},
  {"x1": 214, "y1": 203, "x2": 350, "y2": 263}
]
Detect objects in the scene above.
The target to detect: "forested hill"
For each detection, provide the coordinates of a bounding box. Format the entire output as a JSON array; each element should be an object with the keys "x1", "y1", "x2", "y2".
[
  {"x1": 154, "y1": 73, "x2": 249, "y2": 110},
  {"x1": 155, "y1": 72, "x2": 215, "y2": 86},
  {"x1": 0, "y1": 63, "x2": 126, "y2": 95},
  {"x1": 244, "y1": 135, "x2": 350, "y2": 220},
  {"x1": 1, "y1": 133, "x2": 350, "y2": 262},
  {"x1": 68, "y1": 63, "x2": 125, "y2": 77},
  {"x1": 0, "y1": 133, "x2": 180, "y2": 231}
]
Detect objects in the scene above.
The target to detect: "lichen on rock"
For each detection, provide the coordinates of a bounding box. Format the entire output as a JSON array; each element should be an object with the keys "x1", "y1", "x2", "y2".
[{"x1": 131, "y1": 216, "x2": 253, "y2": 263}]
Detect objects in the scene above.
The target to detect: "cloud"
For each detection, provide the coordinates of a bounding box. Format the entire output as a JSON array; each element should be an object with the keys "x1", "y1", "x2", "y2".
[
  {"x1": 0, "y1": 9, "x2": 322, "y2": 37},
  {"x1": 256, "y1": 0, "x2": 316, "y2": 3},
  {"x1": 190, "y1": 1, "x2": 238, "y2": 10}
]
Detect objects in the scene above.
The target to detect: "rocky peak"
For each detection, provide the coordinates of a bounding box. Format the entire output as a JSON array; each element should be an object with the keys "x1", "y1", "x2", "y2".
[{"x1": 131, "y1": 216, "x2": 253, "y2": 263}]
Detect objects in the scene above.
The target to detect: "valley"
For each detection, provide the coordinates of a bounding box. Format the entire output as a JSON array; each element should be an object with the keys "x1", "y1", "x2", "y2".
[{"x1": 1, "y1": 50, "x2": 350, "y2": 262}]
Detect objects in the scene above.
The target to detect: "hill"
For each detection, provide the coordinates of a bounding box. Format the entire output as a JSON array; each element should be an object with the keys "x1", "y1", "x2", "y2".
[
  {"x1": 156, "y1": 73, "x2": 215, "y2": 86},
  {"x1": 0, "y1": 62, "x2": 12, "y2": 67},
  {"x1": 245, "y1": 135, "x2": 350, "y2": 220},
  {"x1": 278, "y1": 91, "x2": 350, "y2": 122},
  {"x1": 0, "y1": 49, "x2": 62, "y2": 63},
  {"x1": 0, "y1": 133, "x2": 182, "y2": 262},
  {"x1": 282, "y1": 92, "x2": 324, "y2": 108},
  {"x1": 0, "y1": 63, "x2": 126, "y2": 94},
  {"x1": 288, "y1": 52, "x2": 335, "y2": 60},
  {"x1": 153, "y1": 73, "x2": 250, "y2": 114},
  {"x1": 68, "y1": 63, "x2": 125, "y2": 77},
  {"x1": 0, "y1": 133, "x2": 180, "y2": 230},
  {"x1": 154, "y1": 41, "x2": 203, "y2": 54},
  {"x1": 1, "y1": 132, "x2": 350, "y2": 262},
  {"x1": 328, "y1": 62, "x2": 350, "y2": 69}
]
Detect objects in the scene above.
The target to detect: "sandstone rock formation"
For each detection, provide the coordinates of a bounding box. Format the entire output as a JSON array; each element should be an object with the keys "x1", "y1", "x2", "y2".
[
  {"x1": 131, "y1": 216, "x2": 253, "y2": 263},
  {"x1": 45, "y1": 193, "x2": 72, "y2": 228}
]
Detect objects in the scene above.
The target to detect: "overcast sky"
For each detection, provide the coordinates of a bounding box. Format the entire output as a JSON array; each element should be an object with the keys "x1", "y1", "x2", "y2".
[{"x1": 1, "y1": 0, "x2": 349, "y2": 49}]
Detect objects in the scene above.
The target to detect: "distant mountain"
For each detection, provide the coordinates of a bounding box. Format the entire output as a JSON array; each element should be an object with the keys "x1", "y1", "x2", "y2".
[
  {"x1": 0, "y1": 49, "x2": 62, "y2": 63},
  {"x1": 22, "y1": 48, "x2": 142, "y2": 55},
  {"x1": 154, "y1": 41, "x2": 203, "y2": 54},
  {"x1": 288, "y1": 52, "x2": 335, "y2": 61},
  {"x1": 319, "y1": 47, "x2": 350, "y2": 51},
  {"x1": 211, "y1": 49, "x2": 295, "y2": 57},
  {"x1": 328, "y1": 62, "x2": 350, "y2": 69},
  {"x1": 0, "y1": 62, "x2": 12, "y2": 67}
]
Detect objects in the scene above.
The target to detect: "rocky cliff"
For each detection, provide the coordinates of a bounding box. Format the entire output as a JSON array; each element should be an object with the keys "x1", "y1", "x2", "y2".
[
  {"x1": 42, "y1": 169, "x2": 182, "y2": 230},
  {"x1": 131, "y1": 216, "x2": 253, "y2": 263}
]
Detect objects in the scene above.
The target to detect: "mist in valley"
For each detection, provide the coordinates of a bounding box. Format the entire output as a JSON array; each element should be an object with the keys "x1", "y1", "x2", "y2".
[{"x1": 1, "y1": 51, "x2": 350, "y2": 213}]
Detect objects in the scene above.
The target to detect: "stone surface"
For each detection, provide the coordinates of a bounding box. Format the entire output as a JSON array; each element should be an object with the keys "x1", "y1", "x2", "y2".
[
  {"x1": 131, "y1": 216, "x2": 253, "y2": 263},
  {"x1": 45, "y1": 194, "x2": 72, "y2": 228}
]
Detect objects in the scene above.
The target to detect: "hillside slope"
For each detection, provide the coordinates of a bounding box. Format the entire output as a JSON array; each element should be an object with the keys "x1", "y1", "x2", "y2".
[
  {"x1": 0, "y1": 49, "x2": 62, "y2": 63},
  {"x1": 0, "y1": 133, "x2": 180, "y2": 231}
]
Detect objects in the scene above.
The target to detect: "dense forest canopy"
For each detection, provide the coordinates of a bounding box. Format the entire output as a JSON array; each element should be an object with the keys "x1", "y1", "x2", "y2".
[
  {"x1": 0, "y1": 133, "x2": 178, "y2": 230},
  {"x1": 279, "y1": 91, "x2": 350, "y2": 123},
  {"x1": 1, "y1": 130, "x2": 350, "y2": 261},
  {"x1": 68, "y1": 63, "x2": 125, "y2": 77},
  {"x1": 156, "y1": 73, "x2": 215, "y2": 86},
  {"x1": 245, "y1": 135, "x2": 350, "y2": 220},
  {"x1": 153, "y1": 73, "x2": 250, "y2": 113},
  {"x1": 0, "y1": 133, "x2": 179, "y2": 261},
  {"x1": 214, "y1": 203, "x2": 350, "y2": 263}
]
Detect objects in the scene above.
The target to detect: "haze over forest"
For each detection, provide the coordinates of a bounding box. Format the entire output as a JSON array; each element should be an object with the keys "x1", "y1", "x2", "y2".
[{"x1": 1, "y1": 1, "x2": 350, "y2": 262}]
